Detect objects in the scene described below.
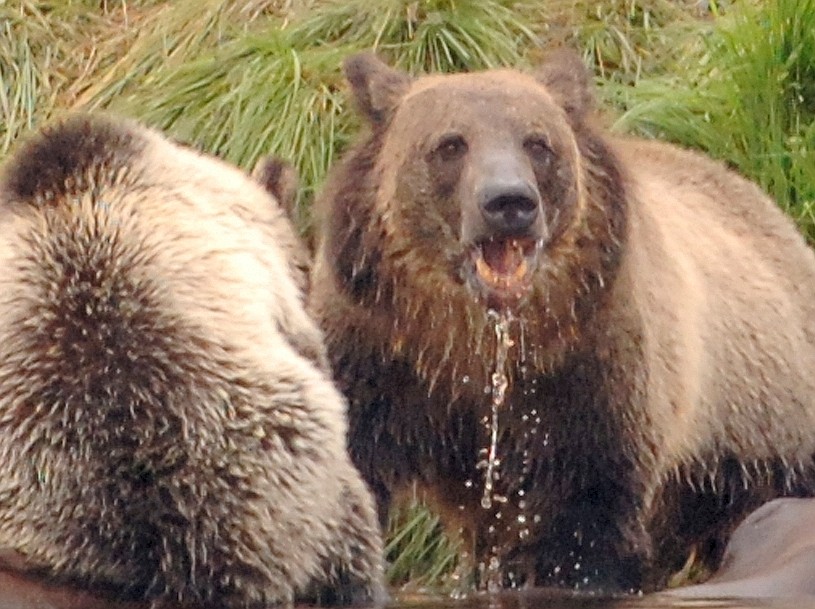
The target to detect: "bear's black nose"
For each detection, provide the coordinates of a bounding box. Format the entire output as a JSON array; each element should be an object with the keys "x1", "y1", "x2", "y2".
[{"x1": 480, "y1": 182, "x2": 540, "y2": 235}]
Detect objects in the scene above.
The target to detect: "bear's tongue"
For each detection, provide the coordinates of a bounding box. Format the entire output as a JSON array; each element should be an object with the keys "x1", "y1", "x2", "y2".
[{"x1": 476, "y1": 238, "x2": 529, "y2": 285}]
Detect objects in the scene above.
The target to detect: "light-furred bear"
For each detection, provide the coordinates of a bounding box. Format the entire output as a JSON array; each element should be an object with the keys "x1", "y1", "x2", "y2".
[
  {"x1": 0, "y1": 115, "x2": 384, "y2": 607},
  {"x1": 307, "y1": 51, "x2": 815, "y2": 593}
]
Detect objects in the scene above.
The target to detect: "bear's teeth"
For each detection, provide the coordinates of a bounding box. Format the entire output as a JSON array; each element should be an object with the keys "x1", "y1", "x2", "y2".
[
  {"x1": 475, "y1": 255, "x2": 500, "y2": 284},
  {"x1": 512, "y1": 258, "x2": 529, "y2": 280}
]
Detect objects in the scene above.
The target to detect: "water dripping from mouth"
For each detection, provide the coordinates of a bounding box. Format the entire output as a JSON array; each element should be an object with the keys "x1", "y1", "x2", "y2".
[{"x1": 479, "y1": 311, "x2": 513, "y2": 511}]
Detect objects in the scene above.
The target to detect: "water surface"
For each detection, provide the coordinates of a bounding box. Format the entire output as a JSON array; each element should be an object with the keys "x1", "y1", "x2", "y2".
[{"x1": 388, "y1": 589, "x2": 815, "y2": 609}]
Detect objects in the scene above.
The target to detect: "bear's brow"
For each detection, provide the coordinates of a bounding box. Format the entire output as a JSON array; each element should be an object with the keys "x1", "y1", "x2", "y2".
[{"x1": 405, "y1": 70, "x2": 542, "y2": 98}]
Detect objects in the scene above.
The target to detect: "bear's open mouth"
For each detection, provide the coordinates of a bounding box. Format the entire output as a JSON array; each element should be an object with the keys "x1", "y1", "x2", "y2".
[{"x1": 467, "y1": 236, "x2": 541, "y2": 303}]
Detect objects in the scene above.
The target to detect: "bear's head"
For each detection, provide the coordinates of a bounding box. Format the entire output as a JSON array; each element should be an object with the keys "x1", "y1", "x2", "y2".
[
  {"x1": 337, "y1": 51, "x2": 623, "y2": 314},
  {"x1": 315, "y1": 53, "x2": 627, "y2": 385}
]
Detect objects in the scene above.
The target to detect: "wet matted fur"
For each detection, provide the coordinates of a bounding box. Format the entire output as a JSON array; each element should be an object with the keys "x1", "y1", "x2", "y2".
[{"x1": 308, "y1": 52, "x2": 815, "y2": 593}]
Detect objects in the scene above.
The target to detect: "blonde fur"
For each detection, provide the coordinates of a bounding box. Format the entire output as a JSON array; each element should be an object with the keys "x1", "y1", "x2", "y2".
[{"x1": 0, "y1": 115, "x2": 383, "y2": 606}]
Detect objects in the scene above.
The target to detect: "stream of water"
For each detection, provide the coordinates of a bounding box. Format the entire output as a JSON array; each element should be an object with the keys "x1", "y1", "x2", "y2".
[{"x1": 479, "y1": 311, "x2": 513, "y2": 512}]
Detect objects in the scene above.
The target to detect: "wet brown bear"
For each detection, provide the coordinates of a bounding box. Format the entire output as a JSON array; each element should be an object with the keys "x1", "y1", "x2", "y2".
[
  {"x1": 308, "y1": 51, "x2": 815, "y2": 593},
  {"x1": 0, "y1": 115, "x2": 384, "y2": 607}
]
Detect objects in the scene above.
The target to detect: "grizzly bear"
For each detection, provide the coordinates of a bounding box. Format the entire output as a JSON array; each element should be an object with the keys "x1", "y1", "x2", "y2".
[
  {"x1": 0, "y1": 115, "x2": 384, "y2": 607},
  {"x1": 308, "y1": 51, "x2": 815, "y2": 593}
]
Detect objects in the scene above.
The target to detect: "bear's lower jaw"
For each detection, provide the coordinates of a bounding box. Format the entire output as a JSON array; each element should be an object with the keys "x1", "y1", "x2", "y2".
[{"x1": 464, "y1": 236, "x2": 542, "y2": 308}]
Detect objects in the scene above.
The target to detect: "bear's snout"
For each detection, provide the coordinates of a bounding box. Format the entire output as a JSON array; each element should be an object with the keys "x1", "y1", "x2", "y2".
[
  {"x1": 465, "y1": 147, "x2": 544, "y2": 244},
  {"x1": 480, "y1": 180, "x2": 540, "y2": 236}
]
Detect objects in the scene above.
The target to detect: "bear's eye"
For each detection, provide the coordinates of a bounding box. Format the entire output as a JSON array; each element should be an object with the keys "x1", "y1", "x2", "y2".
[
  {"x1": 524, "y1": 136, "x2": 552, "y2": 162},
  {"x1": 432, "y1": 134, "x2": 468, "y2": 163}
]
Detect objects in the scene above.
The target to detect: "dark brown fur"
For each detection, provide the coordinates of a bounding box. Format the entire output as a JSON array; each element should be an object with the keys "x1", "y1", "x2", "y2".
[
  {"x1": 309, "y1": 53, "x2": 815, "y2": 593},
  {"x1": 0, "y1": 115, "x2": 384, "y2": 607}
]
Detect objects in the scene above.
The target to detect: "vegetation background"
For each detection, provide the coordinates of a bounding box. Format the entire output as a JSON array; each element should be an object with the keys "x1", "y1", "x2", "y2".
[{"x1": 2, "y1": 0, "x2": 814, "y2": 594}]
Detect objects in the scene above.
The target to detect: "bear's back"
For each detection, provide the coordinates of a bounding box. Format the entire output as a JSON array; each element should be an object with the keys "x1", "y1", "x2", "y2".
[
  {"x1": 0, "y1": 115, "x2": 383, "y2": 606},
  {"x1": 613, "y1": 136, "x2": 815, "y2": 464}
]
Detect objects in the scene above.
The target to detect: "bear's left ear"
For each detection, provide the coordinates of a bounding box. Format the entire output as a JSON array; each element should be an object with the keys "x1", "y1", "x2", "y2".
[
  {"x1": 534, "y1": 49, "x2": 594, "y2": 123},
  {"x1": 252, "y1": 155, "x2": 298, "y2": 218},
  {"x1": 343, "y1": 53, "x2": 411, "y2": 126}
]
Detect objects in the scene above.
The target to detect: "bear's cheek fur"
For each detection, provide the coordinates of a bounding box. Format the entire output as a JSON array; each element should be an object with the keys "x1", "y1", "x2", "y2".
[
  {"x1": 537, "y1": 156, "x2": 581, "y2": 247},
  {"x1": 377, "y1": 151, "x2": 467, "y2": 277}
]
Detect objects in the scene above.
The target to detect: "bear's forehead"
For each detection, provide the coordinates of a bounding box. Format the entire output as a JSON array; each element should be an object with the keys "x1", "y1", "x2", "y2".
[
  {"x1": 394, "y1": 70, "x2": 564, "y2": 135},
  {"x1": 405, "y1": 70, "x2": 554, "y2": 108}
]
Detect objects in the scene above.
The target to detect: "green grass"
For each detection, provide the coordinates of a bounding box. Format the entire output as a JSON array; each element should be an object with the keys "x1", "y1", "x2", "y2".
[
  {"x1": 522, "y1": 0, "x2": 705, "y2": 83},
  {"x1": 126, "y1": 37, "x2": 348, "y2": 227},
  {"x1": 0, "y1": 1, "x2": 90, "y2": 153},
  {"x1": 73, "y1": 0, "x2": 283, "y2": 111},
  {"x1": 385, "y1": 499, "x2": 464, "y2": 593},
  {"x1": 285, "y1": 0, "x2": 538, "y2": 71}
]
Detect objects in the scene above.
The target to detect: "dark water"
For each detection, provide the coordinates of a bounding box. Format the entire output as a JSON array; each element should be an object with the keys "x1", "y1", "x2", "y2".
[
  {"x1": 387, "y1": 590, "x2": 815, "y2": 609},
  {"x1": 2, "y1": 567, "x2": 814, "y2": 609}
]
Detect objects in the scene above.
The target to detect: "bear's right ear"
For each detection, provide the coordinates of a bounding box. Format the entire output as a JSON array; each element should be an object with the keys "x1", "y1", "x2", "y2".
[{"x1": 343, "y1": 53, "x2": 410, "y2": 126}]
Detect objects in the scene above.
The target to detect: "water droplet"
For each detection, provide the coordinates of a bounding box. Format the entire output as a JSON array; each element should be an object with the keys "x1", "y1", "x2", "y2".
[
  {"x1": 574, "y1": 562, "x2": 581, "y2": 571},
  {"x1": 464, "y1": 479, "x2": 473, "y2": 488},
  {"x1": 462, "y1": 375, "x2": 470, "y2": 384},
  {"x1": 486, "y1": 555, "x2": 502, "y2": 593},
  {"x1": 517, "y1": 514, "x2": 527, "y2": 524},
  {"x1": 553, "y1": 566, "x2": 561, "y2": 575},
  {"x1": 533, "y1": 514, "x2": 541, "y2": 523},
  {"x1": 481, "y1": 496, "x2": 492, "y2": 509}
]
